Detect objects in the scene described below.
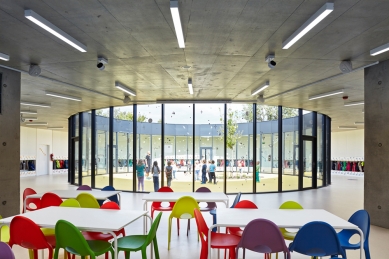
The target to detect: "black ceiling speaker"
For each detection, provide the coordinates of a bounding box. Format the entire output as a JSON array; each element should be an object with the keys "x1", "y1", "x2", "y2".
[{"x1": 28, "y1": 64, "x2": 41, "y2": 77}]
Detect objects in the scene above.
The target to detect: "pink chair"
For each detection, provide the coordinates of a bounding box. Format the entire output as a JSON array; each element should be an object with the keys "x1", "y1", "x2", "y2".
[
  {"x1": 77, "y1": 185, "x2": 92, "y2": 190},
  {"x1": 195, "y1": 187, "x2": 217, "y2": 211},
  {"x1": 236, "y1": 218, "x2": 290, "y2": 259}
]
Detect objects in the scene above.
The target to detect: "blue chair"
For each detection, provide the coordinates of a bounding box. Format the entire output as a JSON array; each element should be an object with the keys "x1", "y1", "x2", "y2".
[
  {"x1": 98, "y1": 186, "x2": 119, "y2": 206},
  {"x1": 209, "y1": 192, "x2": 241, "y2": 232},
  {"x1": 338, "y1": 210, "x2": 370, "y2": 259},
  {"x1": 289, "y1": 221, "x2": 346, "y2": 259}
]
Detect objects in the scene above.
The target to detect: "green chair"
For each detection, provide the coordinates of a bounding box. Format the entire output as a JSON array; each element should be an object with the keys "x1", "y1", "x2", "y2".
[
  {"x1": 60, "y1": 198, "x2": 81, "y2": 208},
  {"x1": 117, "y1": 212, "x2": 162, "y2": 259},
  {"x1": 76, "y1": 193, "x2": 100, "y2": 208},
  {"x1": 54, "y1": 219, "x2": 114, "y2": 259},
  {"x1": 279, "y1": 201, "x2": 303, "y2": 240}
]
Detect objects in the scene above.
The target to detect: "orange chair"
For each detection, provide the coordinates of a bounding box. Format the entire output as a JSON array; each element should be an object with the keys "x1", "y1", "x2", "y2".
[
  {"x1": 22, "y1": 188, "x2": 41, "y2": 213},
  {"x1": 9, "y1": 216, "x2": 55, "y2": 259},
  {"x1": 194, "y1": 209, "x2": 240, "y2": 259},
  {"x1": 151, "y1": 186, "x2": 175, "y2": 219},
  {"x1": 227, "y1": 200, "x2": 257, "y2": 237},
  {"x1": 40, "y1": 193, "x2": 63, "y2": 208}
]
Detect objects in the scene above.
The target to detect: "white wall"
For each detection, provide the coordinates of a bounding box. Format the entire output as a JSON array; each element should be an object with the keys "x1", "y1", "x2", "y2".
[{"x1": 331, "y1": 129, "x2": 364, "y2": 160}]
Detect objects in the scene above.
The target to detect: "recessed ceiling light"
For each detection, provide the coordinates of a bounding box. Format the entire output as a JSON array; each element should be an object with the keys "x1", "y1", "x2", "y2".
[
  {"x1": 370, "y1": 42, "x2": 389, "y2": 56},
  {"x1": 21, "y1": 101, "x2": 51, "y2": 108},
  {"x1": 308, "y1": 89, "x2": 344, "y2": 100},
  {"x1": 47, "y1": 126, "x2": 64, "y2": 129},
  {"x1": 24, "y1": 9, "x2": 87, "y2": 52},
  {"x1": 23, "y1": 117, "x2": 38, "y2": 120},
  {"x1": 282, "y1": 2, "x2": 334, "y2": 49},
  {"x1": 354, "y1": 122, "x2": 364, "y2": 125},
  {"x1": 26, "y1": 122, "x2": 48, "y2": 126},
  {"x1": 170, "y1": 0, "x2": 185, "y2": 48},
  {"x1": 0, "y1": 52, "x2": 10, "y2": 61},
  {"x1": 188, "y1": 78, "x2": 193, "y2": 95},
  {"x1": 338, "y1": 126, "x2": 357, "y2": 130},
  {"x1": 251, "y1": 81, "x2": 269, "y2": 96},
  {"x1": 45, "y1": 91, "x2": 82, "y2": 101},
  {"x1": 115, "y1": 82, "x2": 136, "y2": 96},
  {"x1": 20, "y1": 110, "x2": 37, "y2": 114},
  {"x1": 344, "y1": 101, "x2": 364, "y2": 107}
]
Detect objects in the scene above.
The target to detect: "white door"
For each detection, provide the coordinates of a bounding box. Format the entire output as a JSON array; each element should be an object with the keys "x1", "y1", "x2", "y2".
[{"x1": 37, "y1": 145, "x2": 49, "y2": 176}]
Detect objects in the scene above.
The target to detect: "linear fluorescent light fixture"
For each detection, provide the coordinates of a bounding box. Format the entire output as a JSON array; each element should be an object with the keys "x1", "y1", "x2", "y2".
[
  {"x1": 282, "y1": 3, "x2": 334, "y2": 49},
  {"x1": 115, "y1": 82, "x2": 136, "y2": 96},
  {"x1": 47, "y1": 126, "x2": 64, "y2": 129},
  {"x1": 24, "y1": 9, "x2": 87, "y2": 52},
  {"x1": 370, "y1": 42, "x2": 389, "y2": 56},
  {"x1": 22, "y1": 117, "x2": 38, "y2": 120},
  {"x1": 0, "y1": 52, "x2": 10, "y2": 61},
  {"x1": 156, "y1": 100, "x2": 231, "y2": 104},
  {"x1": 20, "y1": 110, "x2": 37, "y2": 114},
  {"x1": 188, "y1": 78, "x2": 193, "y2": 95},
  {"x1": 344, "y1": 101, "x2": 364, "y2": 107},
  {"x1": 21, "y1": 101, "x2": 51, "y2": 108},
  {"x1": 251, "y1": 81, "x2": 269, "y2": 96},
  {"x1": 354, "y1": 122, "x2": 364, "y2": 125},
  {"x1": 308, "y1": 89, "x2": 344, "y2": 100},
  {"x1": 170, "y1": 0, "x2": 185, "y2": 48},
  {"x1": 45, "y1": 91, "x2": 81, "y2": 101},
  {"x1": 26, "y1": 122, "x2": 48, "y2": 126},
  {"x1": 338, "y1": 126, "x2": 357, "y2": 130}
]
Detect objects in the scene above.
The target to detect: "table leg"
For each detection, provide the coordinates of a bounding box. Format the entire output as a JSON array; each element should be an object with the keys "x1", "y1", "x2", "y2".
[
  {"x1": 356, "y1": 228, "x2": 365, "y2": 259},
  {"x1": 143, "y1": 201, "x2": 148, "y2": 233},
  {"x1": 118, "y1": 193, "x2": 122, "y2": 207},
  {"x1": 145, "y1": 215, "x2": 153, "y2": 259},
  {"x1": 108, "y1": 231, "x2": 118, "y2": 259}
]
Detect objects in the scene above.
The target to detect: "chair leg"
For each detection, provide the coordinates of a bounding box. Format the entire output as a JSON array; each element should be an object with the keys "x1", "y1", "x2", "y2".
[
  {"x1": 33, "y1": 249, "x2": 38, "y2": 259},
  {"x1": 153, "y1": 237, "x2": 160, "y2": 259},
  {"x1": 187, "y1": 219, "x2": 190, "y2": 236},
  {"x1": 48, "y1": 248, "x2": 53, "y2": 259},
  {"x1": 177, "y1": 218, "x2": 180, "y2": 236},
  {"x1": 168, "y1": 217, "x2": 172, "y2": 250},
  {"x1": 141, "y1": 248, "x2": 147, "y2": 259},
  {"x1": 242, "y1": 248, "x2": 245, "y2": 259},
  {"x1": 229, "y1": 248, "x2": 236, "y2": 259}
]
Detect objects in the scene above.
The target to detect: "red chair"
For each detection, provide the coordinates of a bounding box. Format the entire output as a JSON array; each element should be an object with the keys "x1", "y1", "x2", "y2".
[
  {"x1": 227, "y1": 200, "x2": 257, "y2": 237},
  {"x1": 9, "y1": 216, "x2": 55, "y2": 259},
  {"x1": 40, "y1": 193, "x2": 63, "y2": 208},
  {"x1": 151, "y1": 186, "x2": 175, "y2": 219},
  {"x1": 195, "y1": 187, "x2": 217, "y2": 212},
  {"x1": 194, "y1": 209, "x2": 240, "y2": 259},
  {"x1": 22, "y1": 188, "x2": 41, "y2": 213}
]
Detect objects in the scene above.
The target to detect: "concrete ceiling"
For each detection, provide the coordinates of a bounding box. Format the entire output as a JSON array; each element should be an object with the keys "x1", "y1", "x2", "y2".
[{"x1": 1, "y1": 0, "x2": 389, "y2": 132}]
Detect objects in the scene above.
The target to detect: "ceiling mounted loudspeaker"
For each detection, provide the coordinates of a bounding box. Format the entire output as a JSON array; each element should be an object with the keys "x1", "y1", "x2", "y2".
[
  {"x1": 123, "y1": 95, "x2": 131, "y2": 104},
  {"x1": 28, "y1": 64, "x2": 41, "y2": 77},
  {"x1": 257, "y1": 94, "x2": 265, "y2": 103},
  {"x1": 265, "y1": 54, "x2": 276, "y2": 69},
  {"x1": 339, "y1": 61, "x2": 352, "y2": 73},
  {"x1": 97, "y1": 57, "x2": 108, "y2": 70}
]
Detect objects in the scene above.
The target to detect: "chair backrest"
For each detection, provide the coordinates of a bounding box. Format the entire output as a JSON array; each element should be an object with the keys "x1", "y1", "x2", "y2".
[
  {"x1": 289, "y1": 221, "x2": 346, "y2": 258},
  {"x1": 77, "y1": 185, "x2": 92, "y2": 190},
  {"x1": 60, "y1": 199, "x2": 81, "y2": 208},
  {"x1": 238, "y1": 219, "x2": 290, "y2": 256},
  {"x1": 231, "y1": 192, "x2": 242, "y2": 208},
  {"x1": 195, "y1": 187, "x2": 216, "y2": 209},
  {"x1": 9, "y1": 216, "x2": 51, "y2": 250},
  {"x1": 100, "y1": 201, "x2": 120, "y2": 210},
  {"x1": 349, "y1": 210, "x2": 370, "y2": 242},
  {"x1": 22, "y1": 188, "x2": 40, "y2": 212},
  {"x1": 194, "y1": 208, "x2": 210, "y2": 247},
  {"x1": 144, "y1": 212, "x2": 163, "y2": 246},
  {"x1": 0, "y1": 242, "x2": 15, "y2": 259},
  {"x1": 279, "y1": 201, "x2": 303, "y2": 209},
  {"x1": 76, "y1": 193, "x2": 100, "y2": 208},
  {"x1": 98, "y1": 186, "x2": 119, "y2": 206},
  {"x1": 170, "y1": 196, "x2": 199, "y2": 219},
  {"x1": 0, "y1": 215, "x2": 10, "y2": 243},
  {"x1": 55, "y1": 220, "x2": 93, "y2": 256},
  {"x1": 152, "y1": 186, "x2": 175, "y2": 209},
  {"x1": 234, "y1": 200, "x2": 258, "y2": 209},
  {"x1": 40, "y1": 192, "x2": 63, "y2": 208}
]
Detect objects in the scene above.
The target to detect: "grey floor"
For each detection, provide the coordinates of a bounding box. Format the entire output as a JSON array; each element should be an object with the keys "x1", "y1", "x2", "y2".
[{"x1": 14, "y1": 174, "x2": 388, "y2": 259}]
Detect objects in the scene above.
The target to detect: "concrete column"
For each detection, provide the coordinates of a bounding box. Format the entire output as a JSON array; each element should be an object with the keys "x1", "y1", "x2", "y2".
[
  {"x1": 0, "y1": 67, "x2": 21, "y2": 217},
  {"x1": 364, "y1": 60, "x2": 389, "y2": 228}
]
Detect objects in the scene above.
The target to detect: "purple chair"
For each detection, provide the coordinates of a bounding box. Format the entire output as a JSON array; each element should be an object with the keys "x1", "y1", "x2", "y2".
[
  {"x1": 0, "y1": 241, "x2": 15, "y2": 259},
  {"x1": 236, "y1": 218, "x2": 290, "y2": 259},
  {"x1": 77, "y1": 185, "x2": 92, "y2": 190},
  {"x1": 195, "y1": 187, "x2": 217, "y2": 211}
]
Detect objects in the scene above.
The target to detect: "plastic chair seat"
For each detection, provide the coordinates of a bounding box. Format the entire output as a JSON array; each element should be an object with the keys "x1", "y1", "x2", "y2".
[
  {"x1": 44, "y1": 235, "x2": 56, "y2": 247},
  {"x1": 227, "y1": 228, "x2": 242, "y2": 237},
  {"x1": 117, "y1": 235, "x2": 148, "y2": 250},
  {"x1": 209, "y1": 232, "x2": 241, "y2": 248},
  {"x1": 280, "y1": 229, "x2": 297, "y2": 240},
  {"x1": 82, "y1": 230, "x2": 124, "y2": 241},
  {"x1": 41, "y1": 228, "x2": 56, "y2": 236}
]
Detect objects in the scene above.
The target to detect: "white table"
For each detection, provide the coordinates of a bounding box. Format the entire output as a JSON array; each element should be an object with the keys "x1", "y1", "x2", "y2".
[
  {"x1": 210, "y1": 208, "x2": 364, "y2": 259},
  {"x1": 24, "y1": 190, "x2": 122, "y2": 211},
  {"x1": 0, "y1": 207, "x2": 150, "y2": 259}
]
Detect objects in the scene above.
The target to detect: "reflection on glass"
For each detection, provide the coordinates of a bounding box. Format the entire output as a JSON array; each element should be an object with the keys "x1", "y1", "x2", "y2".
[
  {"x1": 282, "y1": 109, "x2": 299, "y2": 191},
  {"x1": 95, "y1": 108, "x2": 110, "y2": 188},
  {"x1": 82, "y1": 112, "x2": 91, "y2": 187},
  {"x1": 164, "y1": 104, "x2": 193, "y2": 192}
]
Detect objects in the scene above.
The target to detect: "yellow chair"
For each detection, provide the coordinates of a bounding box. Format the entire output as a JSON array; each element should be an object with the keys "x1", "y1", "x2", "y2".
[
  {"x1": 168, "y1": 196, "x2": 200, "y2": 250},
  {"x1": 0, "y1": 215, "x2": 10, "y2": 243},
  {"x1": 279, "y1": 201, "x2": 303, "y2": 240},
  {"x1": 60, "y1": 198, "x2": 81, "y2": 207},
  {"x1": 76, "y1": 193, "x2": 100, "y2": 208}
]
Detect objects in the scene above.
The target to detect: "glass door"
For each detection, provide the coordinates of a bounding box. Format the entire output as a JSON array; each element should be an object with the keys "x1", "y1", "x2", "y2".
[
  {"x1": 303, "y1": 139, "x2": 313, "y2": 189},
  {"x1": 73, "y1": 139, "x2": 79, "y2": 185},
  {"x1": 200, "y1": 147, "x2": 213, "y2": 162}
]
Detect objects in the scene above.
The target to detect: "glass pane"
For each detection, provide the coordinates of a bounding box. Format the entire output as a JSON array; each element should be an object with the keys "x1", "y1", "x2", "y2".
[
  {"x1": 165, "y1": 104, "x2": 193, "y2": 192},
  {"x1": 195, "y1": 103, "x2": 223, "y2": 192},
  {"x1": 282, "y1": 108, "x2": 299, "y2": 191},
  {"x1": 317, "y1": 114, "x2": 323, "y2": 187},
  {"x1": 82, "y1": 112, "x2": 92, "y2": 187},
  {"x1": 95, "y1": 108, "x2": 110, "y2": 188},
  {"x1": 303, "y1": 110, "x2": 313, "y2": 136},
  {"x1": 74, "y1": 140, "x2": 79, "y2": 185},
  {"x1": 226, "y1": 104, "x2": 253, "y2": 193},
  {"x1": 256, "y1": 105, "x2": 279, "y2": 193},
  {"x1": 137, "y1": 104, "x2": 161, "y2": 192},
  {"x1": 303, "y1": 140, "x2": 313, "y2": 188}
]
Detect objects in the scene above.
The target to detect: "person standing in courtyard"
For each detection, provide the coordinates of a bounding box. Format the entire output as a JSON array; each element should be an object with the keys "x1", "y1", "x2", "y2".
[
  {"x1": 201, "y1": 160, "x2": 207, "y2": 184},
  {"x1": 195, "y1": 160, "x2": 200, "y2": 181},
  {"x1": 209, "y1": 160, "x2": 217, "y2": 184},
  {"x1": 151, "y1": 161, "x2": 160, "y2": 191},
  {"x1": 136, "y1": 159, "x2": 146, "y2": 192},
  {"x1": 145, "y1": 151, "x2": 151, "y2": 179},
  {"x1": 165, "y1": 161, "x2": 173, "y2": 187},
  {"x1": 256, "y1": 161, "x2": 260, "y2": 183},
  {"x1": 172, "y1": 161, "x2": 177, "y2": 179}
]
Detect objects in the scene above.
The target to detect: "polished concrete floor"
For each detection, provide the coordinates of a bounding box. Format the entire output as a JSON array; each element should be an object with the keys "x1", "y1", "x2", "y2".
[{"x1": 14, "y1": 174, "x2": 388, "y2": 259}]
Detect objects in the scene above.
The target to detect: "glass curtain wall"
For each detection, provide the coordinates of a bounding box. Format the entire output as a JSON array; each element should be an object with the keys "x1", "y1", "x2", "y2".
[
  {"x1": 82, "y1": 112, "x2": 92, "y2": 187},
  {"x1": 95, "y1": 108, "x2": 110, "y2": 188},
  {"x1": 282, "y1": 109, "x2": 299, "y2": 191},
  {"x1": 74, "y1": 114, "x2": 79, "y2": 185},
  {"x1": 302, "y1": 110, "x2": 313, "y2": 189},
  {"x1": 317, "y1": 114, "x2": 323, "y2": 187},
  {"x1": 165, "y1": 104, "x2": 193, "y2": 192},
  {"x1": 195, "y1": 104, "x2": 224, "y2": 192}
]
